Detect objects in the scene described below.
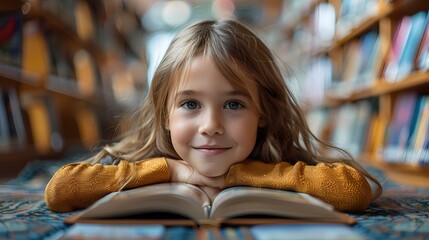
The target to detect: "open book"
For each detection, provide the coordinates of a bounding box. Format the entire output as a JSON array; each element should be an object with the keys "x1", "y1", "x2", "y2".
[{"x1": 65, "y1": 183, "x2": 356, "y2": 226}]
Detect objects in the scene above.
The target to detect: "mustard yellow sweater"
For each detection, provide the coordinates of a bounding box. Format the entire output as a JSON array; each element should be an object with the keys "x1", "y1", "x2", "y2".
[{"x1": 44, "y1": 158, "x2": 372, "y2": 213}]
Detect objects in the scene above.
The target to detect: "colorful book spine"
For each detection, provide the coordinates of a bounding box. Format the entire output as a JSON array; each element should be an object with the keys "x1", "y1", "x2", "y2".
[
  {"x1": 383, "y1": 92, "x2": 418, "y2": 162},
  {"x1": 383, "y1": 16, "x2": 412, "y2": 82},
  {"x1": 417, "y1": 10, "x2": 429, "y2": 71},
  {"x1": 396, "y1": 11, "x2": 428, "y2": 80}
]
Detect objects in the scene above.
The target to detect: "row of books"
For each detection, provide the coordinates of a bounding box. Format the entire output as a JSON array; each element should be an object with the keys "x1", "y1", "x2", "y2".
[
  {"x1": 22, "y1": 19, "x2": 102, "y2": 98},
  {"x1": 384, "y1": 10, "x2": 429, "y2": 82},
  {"x1": 307, "y1": 100, "x2": 377, "y2": 158},
  {"x1": 279, "y1": 0, "x2": 380, "y2": 58},
  {"x1": 336, "y1": 0, "x2": 379, "y2": 38},
  {"x1": 330, "y1": 30, "x2": 382, "y2": 98},
  {"x1": 310, "y1": 9, "x2": 429, "y2": 100},
  {"x1": 0, "y1": 8, "x2": 102, "y2": 99},
  {"x1": 0, "y1": 11, "x2": 23, "y2": 68},
  {"x1": 0, "y1": 87, "x2": 63, "y2": 154},
  {"x1": 294, "y1": 29, "x2": 382, "y2": 104},
  {"x1": 2, "y1": 7, "x2": 146, "y2": 107},
  {"x1": 308, "y1": 91, "x2": 429, "y2": 166},
  {"x1": 0, "y1": 87, "x2": 26, "y2": 150},
  {"x1": 0, "y1": 85, "x2": 102, "y2": 154},
  {"x1": 384, "y1": 92, "x2": 429, "y2": 165},
  {"x1": 38, "y1": 0, "x2": 101, "y2": 42},
  {"x1": 1, "y1": 1, "x2": 148, "y2": 156}
]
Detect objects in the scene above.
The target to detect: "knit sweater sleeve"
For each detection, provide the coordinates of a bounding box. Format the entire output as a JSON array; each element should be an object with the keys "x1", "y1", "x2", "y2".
[
  {"x1": 225, "y1": 161, "x2": 372, "y2": 212},
  {"x1": 44, "y1": 157, "x2": 170, "y2": 213}
]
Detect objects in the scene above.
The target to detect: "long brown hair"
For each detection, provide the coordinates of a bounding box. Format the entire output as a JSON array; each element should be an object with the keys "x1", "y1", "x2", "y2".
[{"x1": 88, "y1": 19, "x2": 382, "y2": 199}]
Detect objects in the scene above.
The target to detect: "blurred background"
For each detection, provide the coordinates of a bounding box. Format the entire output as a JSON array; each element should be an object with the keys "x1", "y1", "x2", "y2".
[
  {"x1": 1, "y1": 0, "x2": 429, "y2": 186},
  {"x1": 0, "y1": 0, "x2": 287, "y2": 178}
]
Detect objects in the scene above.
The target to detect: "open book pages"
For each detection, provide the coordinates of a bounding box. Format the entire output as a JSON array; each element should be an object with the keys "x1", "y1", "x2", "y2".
[
  {"x1": 65, "y1": 183, "x2": 356, "y2": 226},
  {"x1": 209, "y1": 186, "x2": 335, "y2": 220},
  {"x1": 76, "y1": 183, "x2": 212, "y2": 221}
]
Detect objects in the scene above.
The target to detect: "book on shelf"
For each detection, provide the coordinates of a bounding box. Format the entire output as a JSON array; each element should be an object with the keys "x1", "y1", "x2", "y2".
[
  {"x1": 396, "y1": 11, "x2": 428, "y2": 80},
  {"x1": 358, "y1": 31, "x2": 381, "y2": 89},
  {"x1": 420, "y1": 138, "x2": 429, "y2": 165},
  {"x1": 330, "y1": 101, "x2": 374, "y2": 158},
  {"x1": 22, "y1": 21, "x2": 51, "y2": 80},
  {"x1": 383, "y1": 15, "x2": 412, "y2": 82},
  {"x1": 303, "y1": 56, "x2": 331, "y2": 105},
  {"x1": 41, "y1": 0, "x2": 76, "y2": 31},
  {"x1": 383, "y1": 93, "x2": 429, "y2": 165},
  {"x1": 45, "y1": 31, "x2": 79, "y2": 93},
  {"x1": 402, "y1": 95, "x2": 429, "y2": 165},
  {"x1": 64, "y1": 183, "x2": 356, "y2": 227},
  {"x1": 75, "y1": 104, "x2": 100, "y2": 149},
  {"x1": 339, "y1": 40, "x2": 361, "y2": 97},
  {"x1": 74, "y1": 0, "x2": 95, "y2": 41},
  {"x1": 73, "y1": 49, "x2": 98, "y2": 97},
  {"x1": 312, "y1": 3, "x2": 335, "y2": 49},
  {"x1": 384, "y1": 11, "x2": 429, "y2": 82},
  {"x1": 0, "y1": 87, "x2": 26, "y2": 149},
  {"x1": 20, "y1": 91, "x2": 63, "y2": 154},
  {"x1": 0, "y1": 89, "x2": 9, "y2": 147},
  {"x1": 335, "y1": 0, "x2": 378, "y2": 38},
  {"x1": 329, "y1": 31, "x2": 381, "y2": 98},
  {"x1": 417, "y1": 10, "x2": 429, "y2": 71},
  {"x1": 0, "y1": 11, "x2": 23, "y2": 68},
  {"x1": 366, "y1": 114, "x2": 384, "y2": 155},
  {"x1": 383, "y1": 92, "x2": 419, "y2": 163}
]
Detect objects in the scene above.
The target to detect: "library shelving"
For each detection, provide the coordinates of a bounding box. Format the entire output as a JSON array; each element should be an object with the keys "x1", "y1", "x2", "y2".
[
  {"x1": 278, "y1": 0, "x2": 429, "y2": 186},
  {"x1": 0, "y1": 0, "x2": 147, "y2": 178}
]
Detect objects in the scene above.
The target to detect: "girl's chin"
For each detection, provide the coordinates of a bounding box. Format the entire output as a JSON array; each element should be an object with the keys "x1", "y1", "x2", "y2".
[{"x1": 197, "y1": 168, "x2": 227, "y2": 178}]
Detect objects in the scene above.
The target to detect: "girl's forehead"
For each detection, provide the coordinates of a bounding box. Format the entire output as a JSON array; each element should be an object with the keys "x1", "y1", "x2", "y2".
[{"x1": 172, "y1": 58, "x2": 250, "y2": 93}]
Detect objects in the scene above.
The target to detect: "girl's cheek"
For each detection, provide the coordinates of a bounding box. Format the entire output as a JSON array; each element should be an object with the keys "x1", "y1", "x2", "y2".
[{"x1": 169, "y1": 118, "x2": 195, "y2": 146}]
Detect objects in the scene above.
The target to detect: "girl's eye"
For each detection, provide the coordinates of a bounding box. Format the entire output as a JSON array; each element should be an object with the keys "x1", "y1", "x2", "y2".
[
  {"x1": 181, "y1": 101, "x2": 199, "y2": 110},
  {"x1": 225, "y1": 101, "x2": 244, "y2": 110}
]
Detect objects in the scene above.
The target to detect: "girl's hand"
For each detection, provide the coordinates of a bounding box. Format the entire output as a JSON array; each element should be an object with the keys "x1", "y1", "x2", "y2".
[{"x1": 166, "y1": 158, "x2": 226, "y2": 189}]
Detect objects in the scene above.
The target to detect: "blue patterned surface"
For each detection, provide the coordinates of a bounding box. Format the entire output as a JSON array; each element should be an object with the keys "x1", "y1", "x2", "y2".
[
  {"x1": 351, "y1": 167, "x2": 429, "y2": 240},
  {"x1": 1, "y1": 156, "x2": 429, "y2": 240}
]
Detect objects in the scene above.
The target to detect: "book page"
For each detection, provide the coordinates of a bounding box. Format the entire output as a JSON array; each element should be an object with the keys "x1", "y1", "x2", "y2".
[
  {"x1": 77, "y1": 183, "x2": 211, "y2": 222},
  {"x1": 210, "y1": 187, "x2": 340, "y2": 221}
]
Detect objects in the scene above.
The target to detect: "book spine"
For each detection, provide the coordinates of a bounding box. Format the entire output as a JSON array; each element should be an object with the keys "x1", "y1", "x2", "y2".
[
  {"x1": 396, "y1": 11, "x2": 428, "y2": 80},
  {"x1": 383, "y1": 16, "x2": 412, "y2": 82},
  {"x1": 0, "y1": 88, "x2": 11, "y2": 148},
  {"x1": 0, "y1": 11, "x2": 23, "y2": 68}
]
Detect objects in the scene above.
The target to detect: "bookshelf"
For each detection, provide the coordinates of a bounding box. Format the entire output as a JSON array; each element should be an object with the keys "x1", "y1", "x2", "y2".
[
  {"x1": 279, "y1": 0, "x2": 429, "y2": 185},
  {"x1": 0, "y1": 0, "x2": 146, "y2": 178}
]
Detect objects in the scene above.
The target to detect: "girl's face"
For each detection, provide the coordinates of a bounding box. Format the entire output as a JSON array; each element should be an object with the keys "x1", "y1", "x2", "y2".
[{"x1": 168, "y1": 55, "x2": 262, "y2": 177}]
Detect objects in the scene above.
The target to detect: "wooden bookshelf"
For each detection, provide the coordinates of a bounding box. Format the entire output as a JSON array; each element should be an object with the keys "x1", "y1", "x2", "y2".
[
  {"x1": 25, "y1": 4, "x2": 105, "y2": 62},
  {"x1": 0, "y1": 0, "x2": 141, "y2": 178},
  {"x1": 279, "y1": 0, "x2": 429, "y2": 185}
]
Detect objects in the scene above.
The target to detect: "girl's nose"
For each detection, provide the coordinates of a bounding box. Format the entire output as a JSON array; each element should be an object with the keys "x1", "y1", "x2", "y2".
[{"x1": 199, "y1": 109, "x2": 224, "y2": 136}]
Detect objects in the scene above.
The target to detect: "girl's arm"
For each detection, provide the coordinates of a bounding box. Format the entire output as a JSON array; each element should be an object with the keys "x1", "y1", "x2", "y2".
[
  {"x1": 44, "y1": 157, "x2": 170, "y2": 212},
  {"x1": 225, "y1": 161, "x2": 372, "y2": 212}
]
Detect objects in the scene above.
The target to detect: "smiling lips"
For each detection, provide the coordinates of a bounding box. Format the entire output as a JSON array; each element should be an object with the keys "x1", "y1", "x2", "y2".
[{"x1": 193, "y1": 145, "x2": 231, "y2": 156}]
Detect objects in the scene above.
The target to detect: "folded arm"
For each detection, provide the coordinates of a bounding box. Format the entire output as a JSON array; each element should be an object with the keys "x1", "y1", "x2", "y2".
[
  {"x1": 225, "y1": 161, "x2": 372, "y2": 212},
  {"x1": 44, "y1": 157, "x2": 170, "y2": 212}
]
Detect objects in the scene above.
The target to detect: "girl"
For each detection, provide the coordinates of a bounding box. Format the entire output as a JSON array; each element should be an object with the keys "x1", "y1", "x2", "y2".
[{"x1": 45, "y1": 19, "x2": 382, "y2": 213}]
